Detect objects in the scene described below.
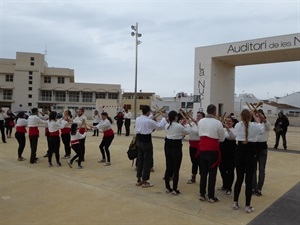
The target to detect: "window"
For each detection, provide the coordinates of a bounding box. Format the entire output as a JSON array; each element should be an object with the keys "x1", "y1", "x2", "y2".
[
  {"x1": 187, "y1": 102, "x2": 193, "y2": 108},
  {"x1": 82, "y1": 92, "x2": 93, "y2": 102},
  {"x1": 124, "y1": 104, "x2": 131, "y2": 110},
  {"x1": 28, "y1": 103, "x2": 32, "y2": 107},
  {"x1": 28, "y1": 94, "x2": 32, "y2": 98},
  {"x1": 181, "y1": 102, "x2": 186, "y2": 108},
  {"x1": 29, "y1": 71, "x2": 33, "y2": 75},
  {"x1": 29, "y1": 76, "x2": 33, "y2": 80},
  {"x1": 108, "y1": 93, "x2": 118, "y2": 99},
  {"x1": 96, "y1": 92, "x2": 106, "y2": 99},
  {"x1": 44, "y1": 76, "x2": 51, "y2": 83},
  {"x1": 69, "y1": 92, "x2": 79, "y2": 102},
  {"x1": 30, "y1": 62, "x2": 34, "y2": 66},
  {"x1": 55, "y1": 91, "x2": 66, "y2": 102},
  {"x1": 28, "y1": 87, "x2": 32, "y2": 91},
  {"x1": 58, "y1": 77, "x2": 65, "y2": 84},
  {"x1": 41, "y1": 91, "x2": 52, "y2": 101},
  {"x1": 5, "y1": 74, "x2": 13, "y2": 82},
  {"x1": 30, "y1": 57, "x2": 34, "y2": 61},
  {"x1": 3, "y1": 89, "x2": 13, "y2": 100},
  {"x1": 29, "y1": 81, "x2": 32, "y2": 84},
  {"x1": 83, "y1": 107, "x2": 93, "y2": 111}
]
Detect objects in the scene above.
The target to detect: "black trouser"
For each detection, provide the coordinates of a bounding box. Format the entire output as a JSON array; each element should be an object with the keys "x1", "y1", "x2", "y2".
[
  {"x1": 29, "y1": 135, "x2": 39, "y2": 163},
  {"x1": 48, "y1": 136, "x2": 61, "y2": 164},
  {"x1": 61, "y1": 133, "x2": 71, "y2": 156},
  {"x1": 93, "y1": 123, "x2": 99, "y2": 136},
  {"x1": 80, "y1": 137, "x2": 86, "y2": 160},
  {"x1": 124, "y1": 119, "x2": 131, "y2": 136},
  {"x1": 275, "y1": 131, "x2": 287, "y2": 149},
  {"x1": 189, "y1": 146, "x2": 199, "y2": 175},
  {"x1": 136, "y1": 134, "x2": 153, "y2": 181},
  {"x1": 71, "y1": 143, "x2": 83, "y2": 166},
  {"x1": 0, "y1": 120, "x2": 6, "y2": 142},
  {"x1": 116, "y1": 121, "x2": 123, "y2": 135},
  {"x1": 234, "y1": 142, "x2": 256, "y2": 206},
  {"x1": 99, "y1": 135, "x2": 114, "y2": 162},
  {"x1": 219, "y1": 140, "x2": 236, "y2": 191},
  {"x1": 197, "y1": 151, "x2": 219, "y2": 198},
  {"x1": 164, "y1": 139, "x2": 183, "y2": 191},
  {"x1": 15, "y1": 132, "x2": 26, "y2": 157},
  {"x1": 6, "y1": 126, "x2": 13, "y2": 137}
]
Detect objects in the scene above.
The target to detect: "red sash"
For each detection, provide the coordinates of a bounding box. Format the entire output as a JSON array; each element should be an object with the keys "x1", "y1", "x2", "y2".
[
  {"x1": 29, "y1": 127, "x2": 39, "y2": 137},
  {"x1": 71, "y1": 140, "x2": 80, "y2": 145},
  {"x1": 189, "y1": 140, "x2": 199, "y2": 148},
  {"x1": 61, "y1": 127, "x2": 71, "y2": 134},
  {"x1": 45, "y1": 127, "x2": 49, "y2": 137},
  {"x1": 49, "y1": 130, "x2": 60, "y2": 136},
  {"x1": 16, "y1": 126, "x2": 26, "y2": 133},
  {"x1": 103, "y1": 129, "x2": 114, "y2": 137},
  {"x1": 79, "y1": 128, "x2": 85, "y2": 134}
]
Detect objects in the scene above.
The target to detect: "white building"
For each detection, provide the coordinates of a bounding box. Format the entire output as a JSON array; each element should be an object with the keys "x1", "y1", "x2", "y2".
[
  {"x1": 277, "y1": 92, "x2": 300, "y2": 108},
  {"x1": 0, "y1": 52, "x2": 122, "y2": 118}
]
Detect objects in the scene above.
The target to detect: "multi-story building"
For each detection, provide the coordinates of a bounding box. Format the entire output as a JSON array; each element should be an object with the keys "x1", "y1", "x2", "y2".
[{"x1": 0, "y1": 52, "x2": 122, "y2": 118}]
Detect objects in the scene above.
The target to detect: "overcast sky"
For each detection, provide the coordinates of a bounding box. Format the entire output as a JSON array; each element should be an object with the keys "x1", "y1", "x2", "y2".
[{"x1": 1, "y1": 0, "x2": 299, "y2": 100}]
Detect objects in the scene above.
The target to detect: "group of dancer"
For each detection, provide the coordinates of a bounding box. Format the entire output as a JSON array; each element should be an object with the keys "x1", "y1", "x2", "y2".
[
  {"x1": 10, "y1": 107, "x2": 115, "y2": 169},
  {"x1": 134, "y1": 104, "x2": 272, "y2": 213},
  {"x1": 1, "y1": 104, "x2": 287, "y2": 213}
]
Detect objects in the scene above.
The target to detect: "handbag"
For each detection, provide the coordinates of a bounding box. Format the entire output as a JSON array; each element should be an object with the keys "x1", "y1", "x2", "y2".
[{"x1": 127, "y1": 136, "x2": 138, "y2": 160}]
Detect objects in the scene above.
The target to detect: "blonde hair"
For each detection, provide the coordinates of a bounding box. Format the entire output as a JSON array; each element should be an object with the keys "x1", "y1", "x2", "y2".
[{"x1": 240, "y1": 109, "x2": 252, "y2": 144}]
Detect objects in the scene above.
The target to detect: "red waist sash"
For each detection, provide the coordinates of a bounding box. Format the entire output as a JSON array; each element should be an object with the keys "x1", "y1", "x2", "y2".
[
  {"x1": 29, "y1": 127, "x2": 39, "y2": 137},
  {"x1": 16, "y1": 126, "x2": 26, "y2": 133},
  {"x1": 61, "y1": 127, "x2": 71, "y2": 134},
  {"x1": 49, "y1": 130, "x2": 60, "y2": 136},
  {"x1": 103, "y1": 129, "x2": 114, "y2": 137}
]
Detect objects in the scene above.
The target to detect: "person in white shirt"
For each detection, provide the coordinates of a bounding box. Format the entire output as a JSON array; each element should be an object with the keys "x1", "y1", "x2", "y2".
[
  {"x1": 92, "y1": 110, "x2": 101, "y2": 136},
  {"x1": 47, "y1": 111, "x2": 68, "y2": 167},
  {"x1": 68, "y1": 123, "x2": 87, "y2": 169},
  {"x1": 124, "y1": 108, "x2": 132, "y2": 136},
  {"x1": 94, "y1": 112, "x2": 114, "y2": 166},
  {"x1": 252, "y1": 109, "x2": 272, "y2": 197},
  {"x1": 219, "y1": 116, "x2": 236, "y2": 195},
  {"x1": 15, "y1": 111, "x2": 28, "y2": 161},
  {"x1": 196, "y1": 104, "x2": 225, "y2": 203},
  {"x1": 73, "y1": 108, "x2": 88, "y2": 161},
  {"x1": 232, "y1": 109, "x2": 264, "y2": 213},
  {"x1": 0, "y1": 107, "x2": 8, "y2": 143},
  {"x1": 164, "y1": 111, "x2": 190, "y2": 195},
  {"x1": 135, "y1": 105, "x2": 167, "y2": 188},
  {"x1": 27, "y1": 108, "x2": 48, "y2": 164},
  {"x1": 187, "y1": 111, "x2": 205, "y2": 184}
]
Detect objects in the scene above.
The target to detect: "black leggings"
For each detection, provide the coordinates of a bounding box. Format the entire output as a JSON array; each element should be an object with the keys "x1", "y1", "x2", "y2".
[
  {"x1": 71, "y1": 143, "x2": 83, "y2": 166},
  {"x1": 15, "y1": 132, "x2": 26, "y2": 157},
  {"x1": 99, "y1": 135, "x2": 114, "y2": 162}
]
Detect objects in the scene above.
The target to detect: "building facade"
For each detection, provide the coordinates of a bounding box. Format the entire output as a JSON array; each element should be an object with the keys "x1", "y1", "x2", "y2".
[{"x1": 0, "y1": 52, "x2": 122, "y2": 118}]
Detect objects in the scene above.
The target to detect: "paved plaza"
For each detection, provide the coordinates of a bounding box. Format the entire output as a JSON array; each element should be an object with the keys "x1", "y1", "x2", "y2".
[{"x1": 0, "y1": 124, "x2": 299, "y2": 225}]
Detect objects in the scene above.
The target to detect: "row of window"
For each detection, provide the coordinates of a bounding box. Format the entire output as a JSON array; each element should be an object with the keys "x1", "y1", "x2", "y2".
[
  {"x1": 41, "y1": 91, "x2": 118, "y2": 102},
  {"x1": 44, "y1": 76, "x2": 65, "y2": 84},
  {"x1": 5, "y1": 74, "x2": 66, "y2": 84}
]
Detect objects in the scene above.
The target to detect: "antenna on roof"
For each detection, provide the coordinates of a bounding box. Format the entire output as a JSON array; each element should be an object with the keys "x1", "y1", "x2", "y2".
[{"x1": 44, "y1": 45, "x2": 48, "y2": 62}]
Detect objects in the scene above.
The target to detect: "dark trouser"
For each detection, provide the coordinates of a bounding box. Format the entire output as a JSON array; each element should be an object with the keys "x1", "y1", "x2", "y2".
[
  {"x1": 234, "y1": 142, "x2": 256, "y2": 206},
  {"x1": 253, "y1": 142, "x2": 268, "y2": 191},
  {"x1": 15, "y1": 132, "x2": 26, "y2": 157},
  {"x1": 116, "y1": 121, "x2": 123, "y2": 135},
  {"x1": 71, "y1": 143, "x2": 83, "y2": 166},
  {"x1": 136, "y1": 141, "x2": 153, "y2": 181},
  {"x1": 80, "y1": 137, "x2": 86, "y2": 160},
  {"x1": 275, "y1": 132, "x2": 287, "y2": 149},
  {"x1": 93, "y1": 123, "x2": 99, "y2": 136},
  {"x1": 48, "y1": 136, "x2": 60, "y2": 164},
  {"x1": 29, "y1": 135, "x2": 39, "y2": 163},
  {"x1": 197, "y1": 151, "x2": 219, "y2": 198},
  {"x1": 46, "y1": 135, "x2": 51, "y2": 154},
  {"x1": 61, "y1": 133, "x2": 71, "y2": 156},
  {"x1": 189, "y1": 146, "x2": 200, "y2": 175},
  {"x1": 164, "y1": 139, "x2": 182, "y2": 191},
  {"x1": 124, "y1": 119, "x2": 131, "y2": 136},
  {"x1": 99, "y1": 135, "x2": 114, "y2": 162},
  {"x1": 0, "y1": 120, "x2": 6, "y2": 142},
  {"x1": 6, "y1": 126, "x2": 13, "y2": 136},
  {"x1": 219, "y1": 142, "x2": 235, "y2": 191}
]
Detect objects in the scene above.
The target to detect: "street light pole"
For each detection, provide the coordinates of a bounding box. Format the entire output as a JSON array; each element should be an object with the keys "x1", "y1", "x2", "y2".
[{"x1": 131, "y1": 22, "x2": 142, "y2": 120}]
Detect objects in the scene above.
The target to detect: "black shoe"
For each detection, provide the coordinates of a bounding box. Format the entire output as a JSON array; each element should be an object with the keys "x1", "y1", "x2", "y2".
[
  {"x1": 48, "y1": 162, "x2": 53, "y2": 167},
  {"x1": 172, "y1": 190, "x2": 181, "y2": 195},
  {"x1": 56, "y1": 162, "x2": 62, "y2": 167},
  {"x1": 3, "y1": 141, "x2": 7, "y2": 143},
  {"x1": 255, "y1": 190, "x2": 262, "y2": 196},
  {"x1": 43, "y1": 153, "x2": 48, "y2": 158}
]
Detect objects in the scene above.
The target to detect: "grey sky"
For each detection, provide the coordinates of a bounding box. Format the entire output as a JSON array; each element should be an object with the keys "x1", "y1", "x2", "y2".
[{"x1": 1, "y1": 0, "x2": 299, "y2": 100}]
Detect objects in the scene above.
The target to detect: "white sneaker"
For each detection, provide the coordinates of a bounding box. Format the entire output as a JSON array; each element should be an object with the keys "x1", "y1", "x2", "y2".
[
  {"x1": 232, "y1": 202, "x2": 239, "y2": 210},
  {"x1": 245, "y1": 206, "x2": 255, "y2": 213}
]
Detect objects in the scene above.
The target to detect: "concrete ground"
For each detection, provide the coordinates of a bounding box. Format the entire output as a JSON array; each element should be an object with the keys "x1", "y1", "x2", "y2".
[{"x1": 0, "y1": 124, "x2": 299, "y2": 225}]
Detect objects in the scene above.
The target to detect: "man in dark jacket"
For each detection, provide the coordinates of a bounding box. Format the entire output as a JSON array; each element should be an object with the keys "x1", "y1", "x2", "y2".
[{"x1": 274, "y1": 112, "x2": 289, "y2": 150}]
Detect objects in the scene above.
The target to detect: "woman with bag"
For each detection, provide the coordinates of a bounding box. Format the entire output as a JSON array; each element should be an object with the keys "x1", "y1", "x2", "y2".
[{"x1": 5, "y1": 109, "x2": 16, "y2": 138}]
